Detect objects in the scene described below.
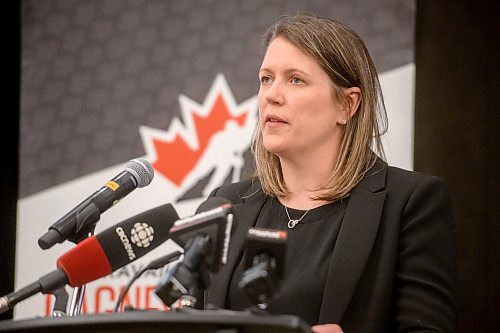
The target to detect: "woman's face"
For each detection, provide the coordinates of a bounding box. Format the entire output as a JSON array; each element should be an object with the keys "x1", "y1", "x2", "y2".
[{"x1": 258, "y1": 36, "x2": 346, "y2": 159}]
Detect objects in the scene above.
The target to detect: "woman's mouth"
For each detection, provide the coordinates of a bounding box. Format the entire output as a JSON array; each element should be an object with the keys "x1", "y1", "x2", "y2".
[{"x1": 265, "y1": 114, "x2": 288, "y2": 126}]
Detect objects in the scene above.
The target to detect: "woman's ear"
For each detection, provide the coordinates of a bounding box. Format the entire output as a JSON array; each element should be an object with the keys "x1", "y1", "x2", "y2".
[{"x1": 344, "y1": 86, "x2": 361, "y2": 119}]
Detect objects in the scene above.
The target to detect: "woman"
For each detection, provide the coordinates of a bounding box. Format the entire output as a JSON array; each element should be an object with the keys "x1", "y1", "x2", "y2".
[{"x1": 205, "y1": 13, "x2": 457, "y2": 333}]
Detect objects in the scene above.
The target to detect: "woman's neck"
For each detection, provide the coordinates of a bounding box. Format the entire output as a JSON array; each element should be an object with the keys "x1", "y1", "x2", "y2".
[{"x1": 278, "y1": 150, "x2": 338, "y2": 210}]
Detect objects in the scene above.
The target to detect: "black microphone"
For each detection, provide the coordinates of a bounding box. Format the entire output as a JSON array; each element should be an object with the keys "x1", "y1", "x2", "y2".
[
  {"x1": 0, "y1": 203, "x2": 179, "y2": 314},
  {"x1": 155, "y1": 197, "x2": 234, "y2": 307},
  {"x1": 169, "y1": 197, "x2": 234, "y2": 271},
  {"x1": 38, "y1": 158, "x2": 155, "y2": 249},
  {"x1": 238, "y1": 227, "x2": 288, "y2": 308}
]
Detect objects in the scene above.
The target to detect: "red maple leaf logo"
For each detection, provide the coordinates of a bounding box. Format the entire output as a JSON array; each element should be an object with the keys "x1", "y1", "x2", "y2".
[{"x1": 140, "y1": 74, "x2": 257, "y2": 188}]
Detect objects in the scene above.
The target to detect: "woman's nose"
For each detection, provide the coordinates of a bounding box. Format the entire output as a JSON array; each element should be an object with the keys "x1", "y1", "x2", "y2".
[{"x1": 264, "y1": 81, "x2": 284, "y2": 105}]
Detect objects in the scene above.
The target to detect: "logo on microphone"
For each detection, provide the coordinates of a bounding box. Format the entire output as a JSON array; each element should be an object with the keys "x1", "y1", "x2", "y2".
[
  {"x1": 130, "y1": 223, "x2": 154, "y2": 248},
  {"x1": 115, "y1": 227, "x2": 137, "y2": 260}
]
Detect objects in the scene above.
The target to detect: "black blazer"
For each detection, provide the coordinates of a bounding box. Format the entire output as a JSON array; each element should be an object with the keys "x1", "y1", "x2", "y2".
[{"x1": 206, "y1": 160, "x2": 457, "y2": 333}]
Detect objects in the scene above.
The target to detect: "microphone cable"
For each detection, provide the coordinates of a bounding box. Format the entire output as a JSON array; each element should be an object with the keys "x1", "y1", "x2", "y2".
[{"x1": 113, "y1": 250, "x2": 182, "y2": 313}]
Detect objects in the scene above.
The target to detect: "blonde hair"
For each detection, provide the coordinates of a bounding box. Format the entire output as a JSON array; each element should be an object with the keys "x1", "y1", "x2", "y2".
[{"x1": 252, "y1": 13, "x2": 387, "y2": 201}]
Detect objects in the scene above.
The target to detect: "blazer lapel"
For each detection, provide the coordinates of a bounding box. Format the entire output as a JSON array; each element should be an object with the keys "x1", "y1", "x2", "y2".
[
  {"x1": 206, "y1": 184, "x2": 266, "y2": 307},
  {"x1": 318, "y1": 161, "x2": 387, "y2": 323}
]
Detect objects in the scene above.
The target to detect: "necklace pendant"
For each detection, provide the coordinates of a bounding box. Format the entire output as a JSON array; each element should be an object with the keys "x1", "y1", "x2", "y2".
[
  {"x1": 288, "y1": 219, "x2": 299, "y2": 229},
  {"x1": 284, "y1": 205, "x2": 310, "y2": 229}
]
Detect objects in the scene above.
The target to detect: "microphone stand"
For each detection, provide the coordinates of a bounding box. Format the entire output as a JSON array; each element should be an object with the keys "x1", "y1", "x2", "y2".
[
  {"x1": 65, "y1": 203, "x2": 102, "y2": 316},
  {"x1": 50, "y1": 287, "x2": 68, "y2": 317},
  {"x1": 68, "y1": 285, "x2": 85, "y2": 316},
  {"x1": 67, "y1": 230, "x2": 94, "y2": 316}
]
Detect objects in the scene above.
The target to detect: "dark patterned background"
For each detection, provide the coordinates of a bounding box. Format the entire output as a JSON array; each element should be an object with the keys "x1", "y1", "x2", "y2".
[{"x1": 20, "y1": 0, "x2": 415, "y2": 198}]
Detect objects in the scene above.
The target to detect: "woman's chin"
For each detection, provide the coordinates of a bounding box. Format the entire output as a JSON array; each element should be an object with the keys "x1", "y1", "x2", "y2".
[{"x1": 263, "y1": 142, "x2": 285, "y2": 155}]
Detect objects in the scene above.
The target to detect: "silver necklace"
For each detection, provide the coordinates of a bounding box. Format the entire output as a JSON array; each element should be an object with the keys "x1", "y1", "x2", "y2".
[{"x1": 285, "y1": 206, "x2": 311, "y2": 229}]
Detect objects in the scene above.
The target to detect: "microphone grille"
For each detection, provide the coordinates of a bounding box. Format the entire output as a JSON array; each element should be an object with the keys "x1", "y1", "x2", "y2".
[{"x1": 125, "y1": 158, "x2": 154, "y2": 188}]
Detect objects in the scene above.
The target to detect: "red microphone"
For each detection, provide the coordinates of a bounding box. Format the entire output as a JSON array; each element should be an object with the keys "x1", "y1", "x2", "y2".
[
  {"x1": 0, "y1": 203, "x2": 179, "y2": 314},
  {"x1": 56, "y1": 236, "x2": 112, "y2": 287}
]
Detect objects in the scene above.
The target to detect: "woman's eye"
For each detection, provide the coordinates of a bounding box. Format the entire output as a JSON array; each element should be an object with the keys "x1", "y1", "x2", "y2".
[
  {"x1": 260, "y1": 76, "x2": 271, "y2": 84},
  {"x1": 291, "y1": 76, "x2": 303, "y2": 84}
]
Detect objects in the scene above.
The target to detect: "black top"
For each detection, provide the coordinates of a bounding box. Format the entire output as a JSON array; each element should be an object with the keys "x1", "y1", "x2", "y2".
[{"x1": 226, "y1": 196, "x2": 349, "y2": 325}]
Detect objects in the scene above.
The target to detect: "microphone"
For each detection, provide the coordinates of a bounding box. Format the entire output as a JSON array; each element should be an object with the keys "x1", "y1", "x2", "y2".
[
  {"x1": 0, "y1": 203, "x2": 179, "y2": 314},
  {"x1": 169, "y1": 197, "x2": 234, "y2": 271},
  {"x1": 238, "y1": 227, "x2": 288, "y2": 308},
  {"x1": 155, "y1": 197, "x2": 234, "y2": 308},
  {"x1": 38, "y1": 158, "x2": 155, "y2": 249}
]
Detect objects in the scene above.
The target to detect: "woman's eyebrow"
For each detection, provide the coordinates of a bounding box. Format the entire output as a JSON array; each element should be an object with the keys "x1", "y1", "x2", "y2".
[{"x1": 259, "y1": 67, "x2": 310, "y2": 77}]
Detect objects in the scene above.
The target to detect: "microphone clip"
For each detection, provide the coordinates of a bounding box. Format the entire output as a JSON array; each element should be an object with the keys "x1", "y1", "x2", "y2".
[{"x1": 70, "y1": 202, "x2": 101, "y2": 244}]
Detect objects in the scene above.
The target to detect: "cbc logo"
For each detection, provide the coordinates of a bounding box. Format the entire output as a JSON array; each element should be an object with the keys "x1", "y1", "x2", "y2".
[{"x1": 130, "y1": 223, "x2": 154, "y2": 248}]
